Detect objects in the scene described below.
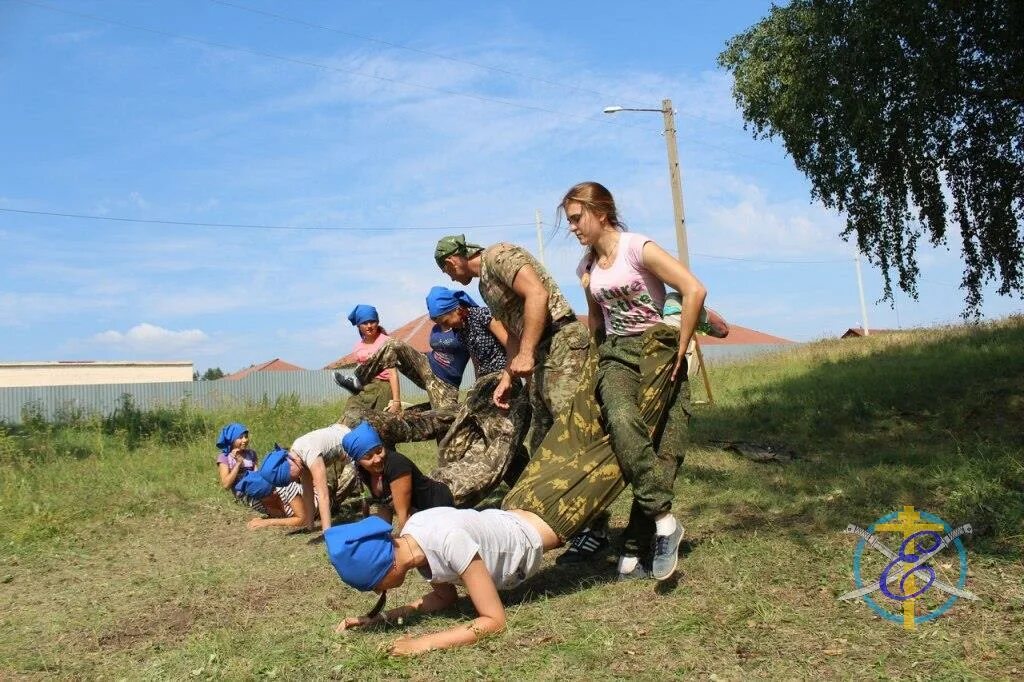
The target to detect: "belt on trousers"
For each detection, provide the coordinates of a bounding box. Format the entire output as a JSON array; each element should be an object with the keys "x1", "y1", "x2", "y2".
[{"x1": 541, "y1": 315, "x2": 577, "y2": 343}]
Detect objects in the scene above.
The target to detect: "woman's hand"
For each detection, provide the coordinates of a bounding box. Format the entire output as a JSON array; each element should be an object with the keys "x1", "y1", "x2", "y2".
[
  {"x1": 247, "y1": 517, "x2": 267, "y2": 530},
  {"x1": 388, "y1": 635, "x2": 432, "y2": 656},
  {"x1": 335, "y1": 615, "x2": 381, "y2": 633},
  {"x1": 671, "y1": 347, "x2": 688, "y2": 382},
  {"x1": 386, "y1": 400, "x2": 403, "y2": 415}
]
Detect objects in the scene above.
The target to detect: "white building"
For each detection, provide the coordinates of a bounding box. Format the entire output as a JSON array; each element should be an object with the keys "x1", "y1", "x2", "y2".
[{"x1": 0, "y1": 361, "x2": 194, "y2": 388}]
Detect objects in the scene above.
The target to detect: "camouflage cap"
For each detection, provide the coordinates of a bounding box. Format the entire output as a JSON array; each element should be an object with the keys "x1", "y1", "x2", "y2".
[{"x1": 434, "y1": 234, "x2": 483, "y2": 268}]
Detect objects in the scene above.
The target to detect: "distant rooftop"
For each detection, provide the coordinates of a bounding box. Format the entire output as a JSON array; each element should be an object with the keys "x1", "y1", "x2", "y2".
[
  {"x1": 323, "y1": 312, "x2": 793, "y2": 368},
  {"x1": 222, "y1": 358, "x2": 305, "y2": 381},
  {"x1": 841, "y1": 327, "x2": 900, "y2": 339}
]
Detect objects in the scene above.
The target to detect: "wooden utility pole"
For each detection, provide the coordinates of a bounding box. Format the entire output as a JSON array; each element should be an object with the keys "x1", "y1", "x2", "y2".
[
  {"x1": 535, "y1": 209, "x2": 545, "y2": 266},
  {"x1": 662, "y1": 98, "x2": 690, "y2": 270},
  {"x1": 855, "y1": 251, "x2": 870, "y2": 336},
  {"x1": 605, "y1": 98, "x2": 714, "y2": 403},
  {"x1": 662, "y1": 98, "x2": 712, "y2": 403}
]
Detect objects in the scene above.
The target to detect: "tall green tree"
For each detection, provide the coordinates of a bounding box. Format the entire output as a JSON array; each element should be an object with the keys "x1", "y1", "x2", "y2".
[
  {"x1": 201, "y1": 367, "x2": 225, "y2": 381},
  {"x1": 719, "y1": 0, "x2": 1023, "y2": 313}
]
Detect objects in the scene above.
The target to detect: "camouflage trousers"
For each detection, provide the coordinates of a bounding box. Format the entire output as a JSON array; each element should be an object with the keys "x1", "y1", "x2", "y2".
[
  {"x1": 340, "y1": 378, "x2": 392, "y2": 426},
  {"x1": 429, "y1": 370, "x2": 530, "y2": 508},
  {"x1": 597, "y1": 332, "x2": 690, "y2": 557},
  {"x1": 527, "y1": 319, "x2": 590, "y2": 454},
  {"x1": 324, "y1": 458, "x2": 362, "y2": 510},
  {"x1": 355, "y1": 338, "x2": 460, "y2": 411},
  {"x1": 345, "y1": 406, "x2": 457, "y2": 447},
  {"x1": 503, "y1": 325, "x2": 684, "y2": 541}
]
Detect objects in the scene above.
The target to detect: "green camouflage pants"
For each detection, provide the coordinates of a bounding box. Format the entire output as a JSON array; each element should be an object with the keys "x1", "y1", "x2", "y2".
[
  {"x1": 325, "y1": 458, "x2": 361, "y2": 510},
  {"x1": 527, "y1": 320, "x2": 590, "y2": 454},
  {"x1": 350, "y1": 406, "x2": 456, "y2": 447},
  {"x1": 503, "y1": 325, "x2": 684, "y2": 541},
  {"x1": 597, "y1": 331, "x2": 690, "y2": 557},
  {"x1": 354, "y1": 338, "x2": 460, "y2": 410},
  {"x1": 429, "y1": 371, "x2": 530, "y2": 507},
  {"x1": 340, "y1": 378, "x2": 392, "y2": 426}
]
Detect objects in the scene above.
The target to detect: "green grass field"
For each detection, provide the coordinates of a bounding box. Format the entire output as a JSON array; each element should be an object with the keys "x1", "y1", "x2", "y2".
[{"x1": 2, "y1": 317, "x2": 1022, "y2": 680}]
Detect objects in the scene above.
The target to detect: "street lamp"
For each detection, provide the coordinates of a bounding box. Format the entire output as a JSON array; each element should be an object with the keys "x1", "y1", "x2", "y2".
[{"x1": 603, "y1": 98, "x2": 689, "y2": 268}]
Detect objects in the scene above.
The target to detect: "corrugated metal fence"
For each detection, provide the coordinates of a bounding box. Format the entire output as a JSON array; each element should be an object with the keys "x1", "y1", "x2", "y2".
[
  {"x1": 0, "y1": 345, "x2": 791, "y2": 424},
  {"x1": 0, "y1": 369, "x2": 440, "y2": 425}
]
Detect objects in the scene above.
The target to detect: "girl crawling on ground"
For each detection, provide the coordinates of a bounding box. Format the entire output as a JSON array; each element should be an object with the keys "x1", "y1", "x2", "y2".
[
  {"x1": 325, "y1": 323, "x2": 687, "y2": 655},
  {"x1": 234, "y1": 447, "x2": 309, "y2": 531},
  {"x1": 344, "y1": 421, "x2": 454, "y2": 535}
]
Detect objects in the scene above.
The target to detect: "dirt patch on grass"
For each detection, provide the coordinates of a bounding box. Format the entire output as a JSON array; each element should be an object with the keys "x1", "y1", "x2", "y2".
[{"x1": 96, "y1": 602, "x2": 195, "y2": 650}]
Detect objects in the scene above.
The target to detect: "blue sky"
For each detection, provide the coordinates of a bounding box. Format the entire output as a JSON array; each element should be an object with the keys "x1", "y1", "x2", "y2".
[{"x1": 1, "y1": 0, "x2": 1020, "y2": 373}]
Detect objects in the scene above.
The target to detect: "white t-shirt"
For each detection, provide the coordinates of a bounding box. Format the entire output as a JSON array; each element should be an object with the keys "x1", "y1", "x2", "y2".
[
  {"x1": 290, "y1": 423, "x2": 349, "y2": 467},
  {"x1": 402, "y1": 508, "x2": 544, "y2": 590}
]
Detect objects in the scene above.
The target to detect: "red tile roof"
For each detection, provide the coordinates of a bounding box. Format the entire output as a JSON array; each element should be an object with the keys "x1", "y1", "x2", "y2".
[
  {"x1": 323, "y1": 312, "x2": 792, "y2": 368},
  {"x1": 699, "y1": 323, "x2": 794, "y2": 345},
  {"x1": 223, "y1": 358, "x2": 306, "y2": 381}
]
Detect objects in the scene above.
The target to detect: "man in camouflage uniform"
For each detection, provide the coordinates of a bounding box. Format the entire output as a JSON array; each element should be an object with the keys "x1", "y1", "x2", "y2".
[{"x1": 435, "y1": 235, "x2": 590, "y2": 454}]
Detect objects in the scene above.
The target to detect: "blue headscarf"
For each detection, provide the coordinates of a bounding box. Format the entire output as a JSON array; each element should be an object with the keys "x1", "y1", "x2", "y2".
[
  {"x1": 216, "y1": 422, "x2": 248, "y2": 454},
  {"x1": 235, "y1": 470, "x2": 273, "y2": 500},
  {"x1": 259, "y1": 445, "x2": 294, "y2": 487},
  {"x1": 342, "y1": 421, "x2": 383, "y2": 461},
  {"x1": 347, "y1": 304, "x2": 379, "y2": 326},
  {"x1": 425, "y1": 286, "x2": 478, "y2": 319},
  {"x1": 325, "y1": 516, "x2": 395, "y2": 591}
]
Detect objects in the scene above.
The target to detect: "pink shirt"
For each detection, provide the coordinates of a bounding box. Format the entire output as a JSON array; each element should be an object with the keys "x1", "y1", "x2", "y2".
[
  {"x1": 352, "y1": 332, "x2": 392, "y2": 381},
  {"x1": 577, "y1": 232, "x2": 666, "y2": 336}
]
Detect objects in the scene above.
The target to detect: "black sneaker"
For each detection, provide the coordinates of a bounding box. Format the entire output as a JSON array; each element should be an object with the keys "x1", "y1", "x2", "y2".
[
  {"x1": 650, "y1": 521, "x2": 684, "y2": 580},
  {"x1": 334, "y1": 372, "x2": 363, "y2": 394},
  {"x1": 555, "y1": 528, "x2": 610, "y2": 565}
]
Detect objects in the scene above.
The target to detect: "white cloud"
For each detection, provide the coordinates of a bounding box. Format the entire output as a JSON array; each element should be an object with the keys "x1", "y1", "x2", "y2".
[{"x1": 92, "y1": 323, "x2": 210, "y2": 355}]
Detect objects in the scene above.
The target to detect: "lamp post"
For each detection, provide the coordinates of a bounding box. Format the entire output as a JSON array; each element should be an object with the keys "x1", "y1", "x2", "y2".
[
  {"x1": 604, "y1": 99, "x2": 689, "y2": 268},
  {"x1": 604, "y1": 99, "x2": 712, "y2": 403}
]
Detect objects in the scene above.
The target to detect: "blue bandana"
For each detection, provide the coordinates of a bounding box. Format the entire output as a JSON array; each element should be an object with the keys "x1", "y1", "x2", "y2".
[
  {"x1": 235, "y1": 471, "x2": 273, "y2": 500},
  {"x1": 347, "y1": 304, "x2": 379, "y2": 326},
  {"x1": 259, "y1": 446, "x2": 294, "y2": 487},
  {"x1": 216, "y1": 422, "x2": 248, "y2": 454},
  {"x1": 425, "y1": 286, "x2": 478, "y2": 318},
  {"x1": 342, "y1": 421, "x2": 383, "y2": 461},
  {"x1": 325, "y1": 516, "x2": 395, "y2": 591}
]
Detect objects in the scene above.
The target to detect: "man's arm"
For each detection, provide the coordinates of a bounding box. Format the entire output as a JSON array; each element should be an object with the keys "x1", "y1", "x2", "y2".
[{"x1": 507, "y1": 264, "x2": 549, "y2": 377}]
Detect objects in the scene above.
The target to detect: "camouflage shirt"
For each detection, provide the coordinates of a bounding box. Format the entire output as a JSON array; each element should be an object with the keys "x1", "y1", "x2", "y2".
[{"x1": 478, "y1": 243, "x2": 574, "y2": 337}]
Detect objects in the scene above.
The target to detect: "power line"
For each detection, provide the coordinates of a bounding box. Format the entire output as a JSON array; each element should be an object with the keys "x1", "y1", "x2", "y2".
[
  {"x1": 536, "y1": 220, "x2": 851, "y2": 265},
  {"x1": 692, "y1": 252, "x2": 850, "y2": 264},
  {"x1": 0, "y1": 207, "x2": 531, "y2": 232},
  {"x1": 19, "y1": 0, "x2": 788, "y2": 169}
]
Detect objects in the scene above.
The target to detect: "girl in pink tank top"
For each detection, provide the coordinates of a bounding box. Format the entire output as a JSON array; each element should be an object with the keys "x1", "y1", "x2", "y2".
[{"x1": 560, "y1": 181, "x2": 707, "y2": 582}]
